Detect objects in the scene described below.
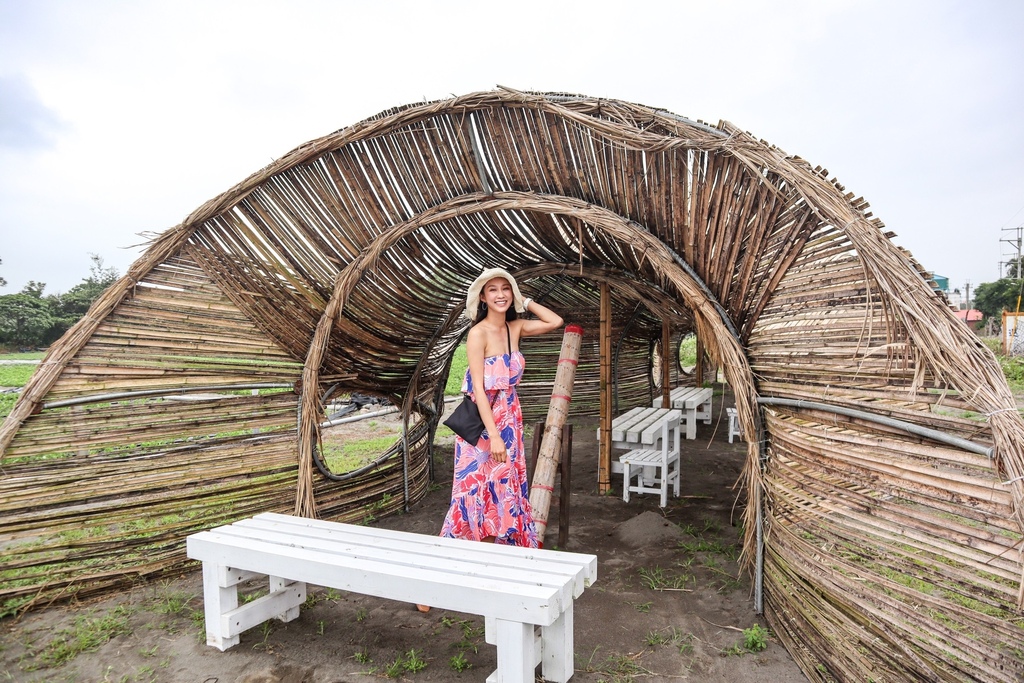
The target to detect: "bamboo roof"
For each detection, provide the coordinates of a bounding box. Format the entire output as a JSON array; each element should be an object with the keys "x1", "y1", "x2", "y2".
[{"x1": 2, "y1": 88, "x2": 1022, "y2": 681}]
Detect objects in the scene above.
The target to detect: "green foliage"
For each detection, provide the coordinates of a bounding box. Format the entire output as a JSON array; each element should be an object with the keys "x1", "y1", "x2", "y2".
[
  {"x1": 0, "y1": 255, "x2": 120, "y2": 349},
  {"x1": 446, "y1": 343, "x2": 468, "y2": 395},
  {"x1": 0, "y1": 292, "x2": 53, "y2": 348},
  {"x1": 0, "y1": 392, "x2": 17, "y2": 420},
  {"x1": 982, "y1": 336, "x2": 1024, "y2": 394},
  {"x1": 678, "y1": 333, "x2": 698, "y2": 368},
  {"x1": 974, "y1": 278, "x2": 1024, "y2": 319},
  {"x1": 449, "y1": 651, "x2": 472, "y2": 672},
  {"x1": 43, "y1": 254, "x2": 119, "y2": 344},
  {"x1": 742, "y1": 623, "x2": 769, "y2": 652}
]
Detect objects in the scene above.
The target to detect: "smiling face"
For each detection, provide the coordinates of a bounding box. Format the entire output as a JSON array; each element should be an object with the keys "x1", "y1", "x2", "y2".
[{"x1": 480, "y1": 277, "x2": 513, "y2": 315}]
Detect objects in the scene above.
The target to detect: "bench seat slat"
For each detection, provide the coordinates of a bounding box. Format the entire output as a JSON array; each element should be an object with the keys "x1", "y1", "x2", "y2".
[
  {"x1": 205, "y1": 525, "x2": 581, "y2": 597},
  {"x1": 252, "y1": 513, "x2": 596, "y2": 577},
  {"x1": 249, "y1": 514, "x2": 596, "y2": 595}
]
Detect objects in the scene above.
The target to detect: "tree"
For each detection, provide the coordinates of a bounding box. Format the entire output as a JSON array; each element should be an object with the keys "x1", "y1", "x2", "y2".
[
  {"x1": 973, "y1": 278, "x2": 1024, "y2": 320},
  {"x1": 21, "y1": 281, "x2": 46, "y2": 298},
  {"x1": 0, "y1": 292, "x2": 53, "y2": 349},
  {"x1": 0, "y1": 257, "x2": 7, "y2": 288},
  {"x1": 44, "y1": 254, "x2": 119, "y2": 344}
]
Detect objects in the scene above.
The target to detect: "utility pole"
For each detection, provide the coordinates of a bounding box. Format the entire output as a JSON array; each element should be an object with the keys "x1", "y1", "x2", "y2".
[{"x1": 1000, "y1": 226, "x2": 1024, "y2": 277}]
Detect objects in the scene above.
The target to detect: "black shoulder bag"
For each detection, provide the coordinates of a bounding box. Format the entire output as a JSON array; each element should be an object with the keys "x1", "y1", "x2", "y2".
[{"x1": 443, "y1": 324, "x2": 511, "y2": 442}]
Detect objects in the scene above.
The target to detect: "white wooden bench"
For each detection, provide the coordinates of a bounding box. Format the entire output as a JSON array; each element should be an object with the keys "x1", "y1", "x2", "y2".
[
  {"x1": 652, "y1": 386, "x2": 713, "y2": 439},
  {"x1": 600, "y1": 407, "x2": 682, "y2": 475},
  {"x1": 186, "y1": 512, "x2": 597, "y2": 683}
]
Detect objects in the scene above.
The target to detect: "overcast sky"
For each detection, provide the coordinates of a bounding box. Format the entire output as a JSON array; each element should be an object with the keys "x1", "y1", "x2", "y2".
[{"x1": 2, "y1": 0, "x2": 1022, "y2": 301}]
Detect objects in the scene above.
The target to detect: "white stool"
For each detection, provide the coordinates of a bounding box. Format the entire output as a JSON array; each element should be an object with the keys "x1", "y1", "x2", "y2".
[{"x1": 726, "y1": 407, "x2": 743, "y2": 443}]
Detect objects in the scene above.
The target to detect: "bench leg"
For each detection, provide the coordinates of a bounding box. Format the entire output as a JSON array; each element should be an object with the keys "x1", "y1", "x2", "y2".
[
  {"x1": 685, "y1": 408, "x2": 697, "y2": 440},
  {"x1": 622, "y1": 462, "x2": 630, "y2": 503},
  {"x1": 494, "y1": 619, "x2": 535, "y2": 683},
  {"x1": 202, "y1": 563, "x2": 240, "y2": 651},
  {"x1": 541, "y1": 604, "x2": 574, "y2": 683},
  {"x1": 698, "y1": 399, "x2": 712, "y2": 424},
  {"x1": 270, "y1": 575, "x2": 303, "y2": 623}
]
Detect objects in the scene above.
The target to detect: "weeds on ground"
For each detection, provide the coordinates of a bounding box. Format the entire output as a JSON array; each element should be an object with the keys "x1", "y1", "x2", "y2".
[
  {"x1": 439, "y1": 616, "x2": 485, "y2": 654},
  {"x1": 383, "y1": 649, "x2": 427, "y2": 677},
  {"x1": 722, "y1": 623, "x2": 771, "y2": 656},
  {"x1": 637, "y1": 565, "x2": 692, "y2": 591},
  {"x1": 743, "y1": 623, "x2": 769, "y2": 652},
  {"x1": 579, "y1": 646, "x2": 651, "y2": 682},
  {"x1": 34, "y1": 605, "x2": 134, "y2": 668},
  {"x1": 643, "y1": 626, "x2": 697, "y2": 656},
  {"x1": 449, "y1": 650, "x2": 472, "y2": 672}
]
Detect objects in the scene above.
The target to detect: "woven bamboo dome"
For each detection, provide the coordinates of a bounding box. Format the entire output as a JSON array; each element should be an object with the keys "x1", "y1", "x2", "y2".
[{"x1": 3, "y1": 88, "x2": 1023, "y2": 681}]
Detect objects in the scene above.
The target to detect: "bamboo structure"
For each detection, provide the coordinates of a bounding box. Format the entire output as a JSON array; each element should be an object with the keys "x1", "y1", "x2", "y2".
[
  {"x1": 528, "y1": 324, "x2": 583, "y2": 541},
  {"x1": 1, "y1": 88, "x2": 1022, "y2": 681}
]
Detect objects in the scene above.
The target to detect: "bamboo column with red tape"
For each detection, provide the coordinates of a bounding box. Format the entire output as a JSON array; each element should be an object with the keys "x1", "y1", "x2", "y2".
[{"x1": 529, "y1": 324, "x2": 584, "y2": 543}]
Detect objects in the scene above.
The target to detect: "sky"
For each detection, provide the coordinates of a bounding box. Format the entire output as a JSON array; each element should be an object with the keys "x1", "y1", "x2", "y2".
[{"x1": 1, "y1": 0, "x2": 1022, "y2": 302}]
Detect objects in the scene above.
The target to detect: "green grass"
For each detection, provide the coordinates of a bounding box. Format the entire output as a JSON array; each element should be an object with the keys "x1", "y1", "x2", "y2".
[
  {"x1": 0, "y1": 351, "x2": 45, "y2": 360},
  {"x1": 0, "y1": 393, "x2": 16, "y2": 420},
  {"x1": 38, "y1": 605, "x2": 134, "y2": 667},
  {"x1": 446, "y1": 343, "x2": 468, "y2": 395},
  {"x1": 321, "y1": 434, "x2": 402, "y2": 472},
  {"x1": 0, "y1": 363, "x2": 36, "y2": 387}
]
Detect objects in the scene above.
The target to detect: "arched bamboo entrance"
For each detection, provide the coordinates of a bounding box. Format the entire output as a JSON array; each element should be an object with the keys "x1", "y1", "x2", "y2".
[{"x1": 2, "y1": 88, "x2": 1022, "y2": 681}]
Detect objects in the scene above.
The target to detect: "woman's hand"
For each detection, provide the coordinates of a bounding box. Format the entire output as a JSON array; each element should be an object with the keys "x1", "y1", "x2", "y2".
[{"x1": 488, "y1": 429, "x2": 508, "y2": 463}]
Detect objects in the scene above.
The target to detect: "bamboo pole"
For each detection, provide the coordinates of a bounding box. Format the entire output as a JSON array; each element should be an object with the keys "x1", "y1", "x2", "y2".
[
  {"x1": 599, "y1": 283, "x2": 612, "y2": 494},
  {"x1": 661, "y1": 319, "x2": 671, "y2": 407},
  {"x1": 528, "y1": 325, "x2": 583, "y2": 543}
]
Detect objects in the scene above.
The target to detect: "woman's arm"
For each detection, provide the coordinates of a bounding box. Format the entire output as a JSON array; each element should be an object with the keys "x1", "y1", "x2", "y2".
[
  {"x1": 519, "y1": 298, "x2": 563, "y2": 338},
  {"x1": 465, "y1": 325, "x2": 508, "y2": 462}
]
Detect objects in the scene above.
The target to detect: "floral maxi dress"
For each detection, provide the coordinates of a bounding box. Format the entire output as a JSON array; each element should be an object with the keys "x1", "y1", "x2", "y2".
[{"x1": 439, "y1": 349, "x2": 538, "y2": 547}]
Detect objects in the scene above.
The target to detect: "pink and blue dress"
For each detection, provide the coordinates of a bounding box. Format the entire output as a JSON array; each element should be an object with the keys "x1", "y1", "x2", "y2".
[{"x1": 439, "y1": 349, "x2": 538, "y2": 548}]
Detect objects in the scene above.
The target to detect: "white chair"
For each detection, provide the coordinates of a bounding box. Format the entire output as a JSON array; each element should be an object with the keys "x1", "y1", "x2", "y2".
[
  {"x1": 619, "y1": 410, "x2": 681, "y2": 507},
  {"x1": 726, "y1": 407, "x2": 743, "y2": 443}
]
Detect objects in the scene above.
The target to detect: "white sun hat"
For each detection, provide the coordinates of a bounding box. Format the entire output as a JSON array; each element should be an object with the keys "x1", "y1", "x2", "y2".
[{"x1": 464, "y1": 267, "x2": 526, "y2": 321}]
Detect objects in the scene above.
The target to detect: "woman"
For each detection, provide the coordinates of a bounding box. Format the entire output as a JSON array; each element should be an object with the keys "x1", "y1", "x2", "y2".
[{"x1": 440, "y1": 268, "x2": 563, "y2": 547}]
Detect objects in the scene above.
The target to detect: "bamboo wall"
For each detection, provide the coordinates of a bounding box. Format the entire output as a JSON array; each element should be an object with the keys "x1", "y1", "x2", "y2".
[{"x1": 1, "y1": 89, "x2": 1021, "y2": 681}]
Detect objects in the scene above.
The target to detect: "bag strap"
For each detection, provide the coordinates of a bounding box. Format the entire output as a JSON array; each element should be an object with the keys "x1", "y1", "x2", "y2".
[{"x1": 505, "y1": 323, "x2": 512, "y2": 356}]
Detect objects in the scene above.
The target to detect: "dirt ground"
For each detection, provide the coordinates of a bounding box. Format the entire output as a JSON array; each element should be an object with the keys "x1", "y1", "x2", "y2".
[{"x1": 0, "y1": 400, "x2": 809, "y2": 683}]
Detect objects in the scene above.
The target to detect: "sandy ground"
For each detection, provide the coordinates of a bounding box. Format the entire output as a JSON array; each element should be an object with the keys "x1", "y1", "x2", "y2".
[{"x1": 0, "y1": 401, "x2": 809, "y2": 683}]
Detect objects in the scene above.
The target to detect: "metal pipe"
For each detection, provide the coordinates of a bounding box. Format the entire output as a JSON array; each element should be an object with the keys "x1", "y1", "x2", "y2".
[
  {"x1": 319, "y1": 405, "x2": 400, "y2": 428},
  {"x1": 756, "y1": 396, "x2": 993, "y2": 457},
  {"x1": 42, "y1": 383, "x2": 295, "y2": 409}
]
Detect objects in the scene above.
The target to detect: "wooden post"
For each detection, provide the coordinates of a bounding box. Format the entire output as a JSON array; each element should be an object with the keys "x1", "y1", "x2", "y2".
[
  {"x1": 661, "y1": 319, "x2": 671, "y2": 408},
  {"x1": 695, "y1": 335, "x2": 705, "y2": 386},
  {"x1": 598, "y1": 282, "x2": 612, "y2": 494},
  {"x1": 529, "y1": 325, "x2": 583, "y2": 542},
  {"x1": 558, "y1": 424, "x2": 572, "y2": 549}
]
